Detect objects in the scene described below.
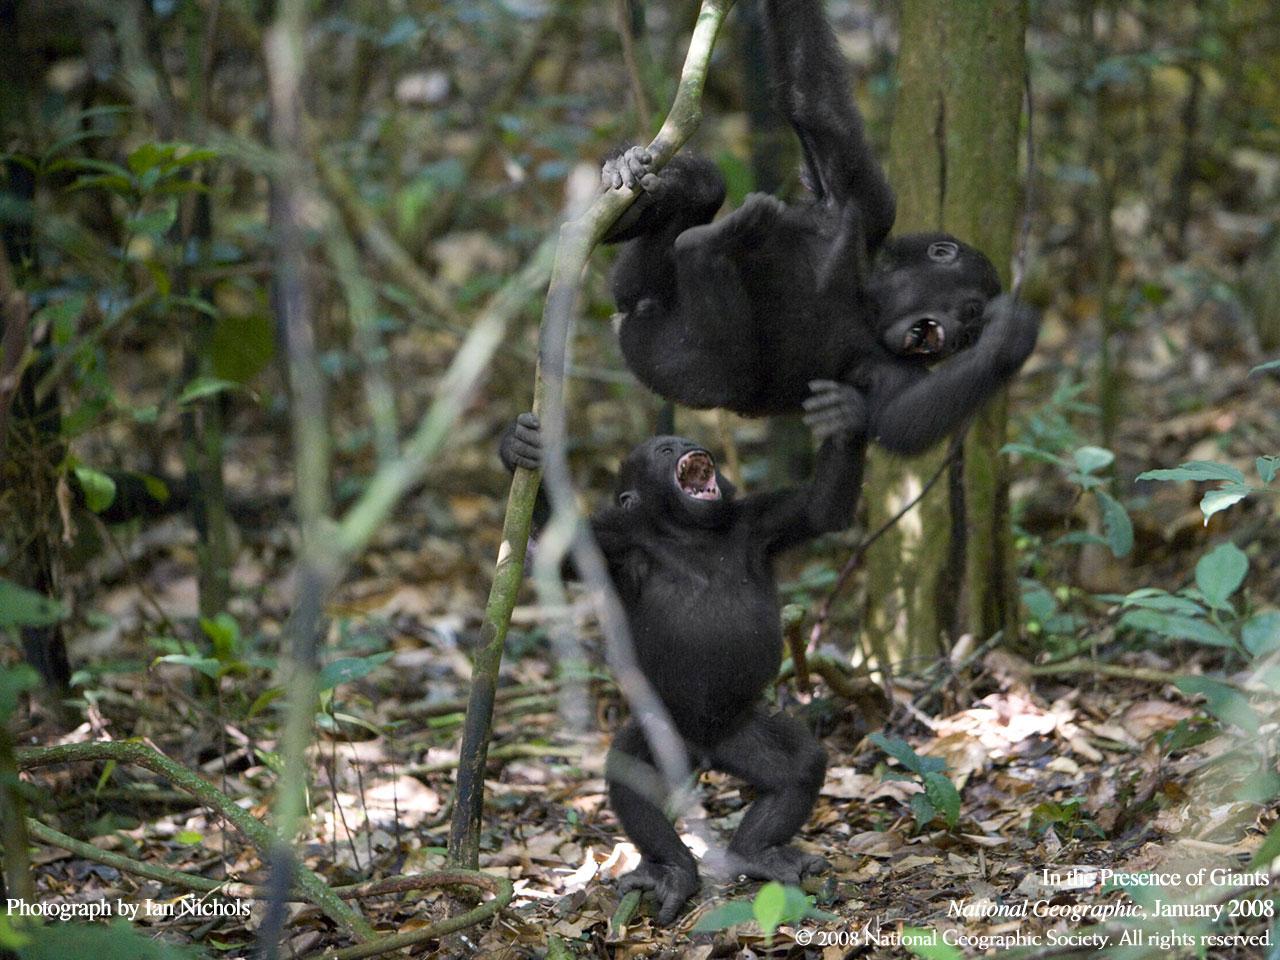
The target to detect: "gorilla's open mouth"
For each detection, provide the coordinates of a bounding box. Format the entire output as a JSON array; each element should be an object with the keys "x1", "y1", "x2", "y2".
[
  {"x1": 675, "y1": 451, "x2": 720, "y2": 500},
  {"x1": 904, "y1": 318, "x2": 946, "y2": 354}
]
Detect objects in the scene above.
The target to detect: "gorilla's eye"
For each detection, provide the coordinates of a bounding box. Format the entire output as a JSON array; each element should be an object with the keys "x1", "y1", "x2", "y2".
[
  {"x1": 658, "y1": 444, "x2": 674, "y2": 455},
  {"x1": 927, "y1": 241, "x2": 959, "y2": 263}
]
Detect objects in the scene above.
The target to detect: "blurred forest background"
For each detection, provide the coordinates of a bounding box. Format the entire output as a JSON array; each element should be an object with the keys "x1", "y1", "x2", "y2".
[{"x1": 1, "y1": 0, "x2": 1279, "y2": 956}]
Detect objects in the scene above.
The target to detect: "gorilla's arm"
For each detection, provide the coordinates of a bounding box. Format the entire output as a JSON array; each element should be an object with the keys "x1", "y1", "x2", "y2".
[
  {"x1": 763, "y1": 0, "x2": 895, "y2": 250},
  {"x1": 744, "y1": 383, "x2": 868, "y2": 554},
  {"x1": 499, "y1": 413, "x2": 639, "y2": 565},
  {"x1": 867, "y1": 295, "x2": 1041, "y2": 456}
]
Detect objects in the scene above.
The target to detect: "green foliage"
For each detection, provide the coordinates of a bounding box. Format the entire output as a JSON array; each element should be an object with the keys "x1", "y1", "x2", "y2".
[
  {"x1": 692, "y1": 882, "x2": 834, "y2": 938},
  {"x1": 903, "y1": 931, "x2": 964, "y2": 960},
  {"x1": 1174, "y1": 676, "x2": 1259, "y2": 735},
  {"x1": 9, "y1": 920, "x2": 199, "y2": 959},
  {"x1": 1020, "y1": 580, "x2": 1083, "y2": 639},
  {"x1": 0, "y1": 664, "x2": 41, "y2": 723},
  {"x1": 72, "y1": 464, "x2": 118, "y2": 513},
  {"x1": 317, "y1": 652, "x2": 395, "y2": 691},
  {"x1": 0, "y1": 580, "x2": 67, "y2": 629},
  {"x1": 1006, "y1": 379, "x2": 1134, "y2": 563},
  {"x1": 176, "y1": 376, "x2": 240, "y2": 405},
  {"x1": 210, "y1": 311, "x2": 275, "y2": 384},
  {"x1": 1028, "y1": 798, "x2": 1105, "y2": 839},
  {"x1": 1105, "y1": 543, "x2": 1279, "y2": 661},
  {"x1": 1008, "y1": 377, "x2": 1096, "y2": 457},
  {"x1": 1004, "y1": 439, "x2": 1134, "y2": 559},
  {"x1": 1137, "y1": 456, "x2": 1278, "y2": 525},
  {"x1": 869, "y1": 733, "x2": 961, "y2": 830},
  {"x1": 781, "y1": 563, "x2": 840, "y2": 605},
  {"x1": 153, "y1": 613, "x2": 253, "y2": 680}
]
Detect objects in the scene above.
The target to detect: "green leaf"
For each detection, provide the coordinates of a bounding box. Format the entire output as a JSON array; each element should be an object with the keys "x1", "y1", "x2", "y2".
[
  {"x1": 1249, "y1": 819, "x2": 1280, "y2": 869},
  {"x1": 903, "y1": 929, "x2": 965, "y2": 960},
  {"x1": 45, "y1": 156, "x2": 132, "y2": 179},
  {"x1": 141, "y1": 474, "x2": 170, "y2": 503},
  {"x1": 1094, "y1": 489, "x2": 1133, "y2": 558},
  {"x1": 67, "y1": 173, "x2": 133, "y2": 194},
  {"x1": 691, "y1": 900, "x2": 754, "y2": 933},
  {"x1": 910, "y1": 792, "x2": 936, "y2": 828},
  {"x1": 1242, "y1": 612, "x2": 1280, "y2": 657},
  {"x1": 73, "y1": 465, "x2": 118, "y2": 513},
  {"x1": 174, "y1": 829, "x2": 204, "y2": 845},
  {"x1": 1120, "y1": 589, "x2": 1204, "y2": 616},
  {"x1": 321, "y1": 711, "x2": 384, "y2": 737},
  {"x1": 999, "y1": 443, "x2": 1067, "y2": 467},
  {"x1": 177, "y1": 376, "x2": 239, "y2": 405},
  {"x1": 34, "y1": 293, "x2": 87, "y2": 347},
  {"x1": 247, "y1": 687, "x2": 286, "y2": 719},
  {"x1": 1176, "y1": 676, "x2": 1259, "y2": 734},
  {"x1": 168, "y1": 295, "x2": 219, "y2": 318},
  {"x1": 1200, "y1": 484, "x2": 1253, "y2": 524},
  {"x1": 127, "y1": 142, "x2": 176, "y2": 175},
  {"x1": 0, "y1": 664, "x2": 41, "y2": 721},
  {"x1": 1249, "y1": 358, "x2": 1280, "y2": 376},
  {"x1": 211, "y1": 312, "x2": 276, "y2": 384},
  {"x1": 153, "y1": 654, "x2": 223, "y2": 679},
  {"x1": 923, "y1": 771, "x2": 961, "y2": 828},
  {"x1": 1137, "y1": 461, "x2": 1246, "y2": 484},
  {"x1": 317, "y1": 652, "x2": 395, "y2": 691},
  {"x1": 126, "y1": 203, "x2": 177, "y2": 239},
  {"x1": 1195, "y1": 542, "x2": 1248, "y2": 609},
  {"x1": 163, "y1": 147, "x2": 219, "y2": 170},
  {"x1": 869, "y1": 733, "x2": 924, "y2": 775},
  {"x1": 0, "y1": 579, "x2": 67, "y2": 628},
  {"x1": 1022, "y1": 582, "x2": 1058, "y2": 621},
  {"x1": 10, "y1": 919, "x2": 197, "y2": 958},
  {"x1": 1072, "y1": 445, "x2": 1114, "y2": 475},
  {"x1": 199, "y1": 613, "x2": 241, "y2": 661},
  {"x1": 1068, "y1": 472, "x2": 1104, "y2": 491},
  {"x1": 781, "y1": 885, "x2": 811, "y2": 923},
  {"x1": 752, "y1": 882, "x2": 787, "y2": 937},
  {"x1": 1119, "y1": 610, "x2": 1235, "y2": 648},
  {"x1": 1237, "y1": 770, "x2": 1280, "y2": 803},
  {"x1": 1256, "y1": 456, "x2": 1279, "y2": 484}
]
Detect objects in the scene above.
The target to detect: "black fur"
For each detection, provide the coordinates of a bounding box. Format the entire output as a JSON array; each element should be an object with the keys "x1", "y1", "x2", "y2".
[
  {"x1": 600, "y1": 0, "x2": 1039, "y2": 455},
  {"x1": 499, "y1": 382, "x2": 867, "y2": 924}
]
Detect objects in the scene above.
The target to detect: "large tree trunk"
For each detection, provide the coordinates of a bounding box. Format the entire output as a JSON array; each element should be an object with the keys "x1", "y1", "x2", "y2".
[{"x1": 863, "y1": 0, "x2": 1027, "y2": 666}]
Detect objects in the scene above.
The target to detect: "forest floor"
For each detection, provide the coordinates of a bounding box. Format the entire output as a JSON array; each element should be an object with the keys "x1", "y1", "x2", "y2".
[{"x1": 16, "y1": 275, "x2": 1280, "y2": 959}]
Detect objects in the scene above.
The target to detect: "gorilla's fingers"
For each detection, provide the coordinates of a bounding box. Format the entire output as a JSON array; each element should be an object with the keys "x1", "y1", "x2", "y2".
[
  {"x1": 808, "y1": 379, "x2": 844, "y2": 393},
  {"x1": 656, "y1": 892, "x2": 683, "y2": 927},
  {"x1": 801, "y1": 392, "x2": 845, "y2": 414}
]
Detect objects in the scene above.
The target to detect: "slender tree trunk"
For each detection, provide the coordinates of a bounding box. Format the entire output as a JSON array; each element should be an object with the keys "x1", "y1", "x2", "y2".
[{"x1": 863, "y1": 0, "x2": 1027, "y2": 664}]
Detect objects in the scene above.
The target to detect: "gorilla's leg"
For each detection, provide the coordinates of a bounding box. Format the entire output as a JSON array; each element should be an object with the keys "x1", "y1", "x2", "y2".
[
  {"x1": 615, "y1": 220, "x2": 759, "y2": 409},
  {"x1": 608, "y1": 720, "x2": 700, "y2": 925},
  {"x1": 710, "y1": 708, "x2": 829, "y2": 883}
]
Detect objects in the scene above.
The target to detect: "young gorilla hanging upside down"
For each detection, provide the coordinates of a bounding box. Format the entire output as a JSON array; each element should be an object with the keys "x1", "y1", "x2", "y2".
[
  {"x1": 500, "y1": 382, "x2": 867, "y2": 924},
  {"x1": 599, "y1": 0, "x2": 1039, "y2": 455}
]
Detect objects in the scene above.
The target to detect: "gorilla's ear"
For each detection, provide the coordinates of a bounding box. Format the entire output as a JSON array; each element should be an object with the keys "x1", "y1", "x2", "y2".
[{"x1": 618, "y1": 490, "x2": 640, "y2": 509}]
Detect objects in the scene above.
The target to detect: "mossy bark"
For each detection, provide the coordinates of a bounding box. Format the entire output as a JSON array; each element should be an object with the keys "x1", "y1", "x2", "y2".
[{"x1": 863, "y1": 0, "x2": 1027, "y2": 665}]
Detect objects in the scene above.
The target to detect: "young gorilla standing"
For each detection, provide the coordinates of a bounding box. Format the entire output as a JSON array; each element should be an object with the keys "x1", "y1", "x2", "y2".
[
  {"x1": 500, "y1": 383, "x2": 867, "y2": 924},
  {"x1": 599, "y1": 0, "x2": 1039, "y2": 455}
]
